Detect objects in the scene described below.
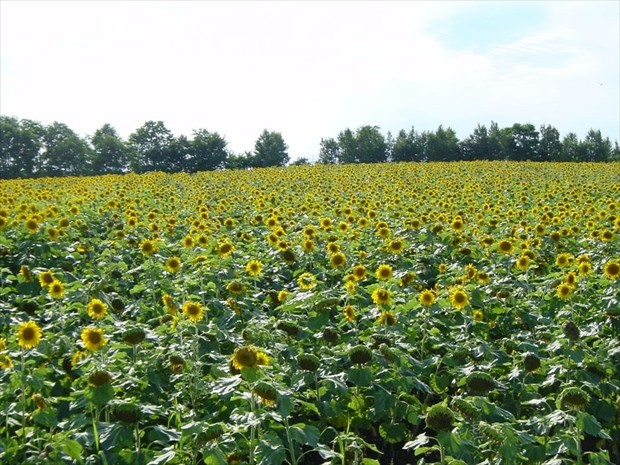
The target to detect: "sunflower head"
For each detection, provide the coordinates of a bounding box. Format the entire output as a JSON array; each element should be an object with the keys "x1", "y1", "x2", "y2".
[
  {"x1": 165, "y1": 257, "x2": 181, "y2": 273},
  {"x1": 17, "y1": 321, "x2": 42, "y2": 349},
  {"x1": 122, "y1": 327, "x2": 146, "y2": 345},
  {"x1": 87, "y1": 298, "x2": 108, "y2": 320},
  {"x1": 603, "y1": 260, "x2": 620, "y2": 280},
  {"x1": 449, "y1": 286, "x2": 469, "y2": 310},
  {"x1": 349, "y1": 345, "x2": 372, "y2": 365},
  {"x1": 375, "y1": 264, "x2": 393, "y2": 281},
  {"x1": 182, "y1": 301, "x2": 205, "y2": 323},
  {"x1": 253, "y1": 381, "x2": 278, "y2": 406},
  {"x1": 418, "y1": 289, "x2": 436, "y2": 307},
  {"x1": 48, "y1": 279, "x2": 65, "y2": 299},
  {"x1": 81, "y1": 327, "x2": 107, "y2": 352},
  {"x1": 112, "y1": 402, "x2": 142, "y2": 424},
  {"x1": 465, "y1": 372, "x2": 495, "y2": 395},
  {"x1": 232, "y1": 345, "x2": 260, "y2": 370},
  {"x1": 559, "y1": 386, "x2": 590, "y2": 410},
  {"x1": 523, "y1": 352, "x2": 541, "y2": 372},
  {"x1": 297, "y1": 353, "x2": 320, "y2": 371},
  {"x1": 88, "y1": 370, "x2": 113, "y2": 387},
  {"x1": 425, "y1": 404, "x2": 455, "y2": 432}
]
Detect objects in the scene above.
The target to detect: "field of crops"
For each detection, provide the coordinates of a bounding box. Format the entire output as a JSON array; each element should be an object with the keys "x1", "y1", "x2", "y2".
[{"x1": 1, "y1": 161, "x2": 619, "y2": 465}]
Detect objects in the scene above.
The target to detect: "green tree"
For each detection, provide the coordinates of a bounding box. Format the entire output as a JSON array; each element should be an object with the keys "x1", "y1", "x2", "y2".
[
  {"x1": 355, "y1": 125, "x2": 388, "y2": 163},
  {"x1": 89, "y1": 124, "x2": 129, "y2": 174},
  {"x1": 188, "y1": 129, "x2": 228, "y2": 172},
  {"x1": 560, "y1": 132, "x2": 584, "y2": 162},
  {"x1": 390, "y1": 127, "x2": 425, "y2": 162},
  {"x1": 40, "y1": 122, "x2": 90, "y2": 176},
  {"x1": 582, "y1": 129, "x2": 612, "y2": 162},
  {"x1": 425, "y1": 125, "x2": 461, "y2": 161},
  {"x1": 318, "y1": 137, "x2": 340, "y2": 164},
  {"x1": 538, "y1": 124, "x2": 562, "y2": 161},
  {"x1": 0, "y1": 116, "x2": 44, "y2": 178},
  {"x1": 252, "y1": 130, "x2": 289, "y2": 167},
  {"x1": 128, "y1": 121, "x2": 177, "y2": 173},
  {"x1": 460, "y1": 124, "x2": 489, "y2": 161},
  {"x1": 336, "y1": 128, "x2": 357, "y2": 164},
  {"x1": 290, "y1": 157, "x2": 311, "y2": 166},
  {"x1": 226, "y1": 152, "x2": 254, "y2": 170},
  {"x1": 502, "y1": 123, "x2": 539, "y2": 161}
]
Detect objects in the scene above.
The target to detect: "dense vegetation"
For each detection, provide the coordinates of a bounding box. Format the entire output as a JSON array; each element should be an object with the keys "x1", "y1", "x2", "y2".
[
  {"x1": 1, "y1": 115, "x2": 618, "y2": 179},
  {"x1": 1, "y1": 162, "x2": 619, "y2": 465}
]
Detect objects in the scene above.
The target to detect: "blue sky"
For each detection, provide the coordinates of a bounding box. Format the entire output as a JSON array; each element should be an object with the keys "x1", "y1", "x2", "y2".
[{"x1": 1, "y1": 1, "x2": 618, "y2": 161}]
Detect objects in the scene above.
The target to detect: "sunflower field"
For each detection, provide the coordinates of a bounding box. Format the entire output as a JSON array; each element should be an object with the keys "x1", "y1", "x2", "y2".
[{"x1": 1, "y1": 161, "x2": 619, "y2": 465}]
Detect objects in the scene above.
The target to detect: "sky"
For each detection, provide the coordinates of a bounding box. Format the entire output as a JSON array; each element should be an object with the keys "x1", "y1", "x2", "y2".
[{"x1": 1, "y1": 1, "x2": 618, "y2": 161}]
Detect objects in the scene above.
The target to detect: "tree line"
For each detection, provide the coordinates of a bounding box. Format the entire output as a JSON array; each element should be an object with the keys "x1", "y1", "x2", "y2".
[{"x1": 1, "y1": 116, "x2": 618, "y2": 179}]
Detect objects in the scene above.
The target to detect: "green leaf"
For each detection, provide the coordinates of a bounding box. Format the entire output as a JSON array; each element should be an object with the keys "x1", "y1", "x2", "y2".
[
  {"x1": 289, "y1": 423, "x2": 320, "y2": 447},
  {"x1": 201, "y1": 449, "x2": 228, "y2": 465},
  {"x1": 60, "y1": 438, "x2": 83, "y2": 462},
  {"x1": 277, "y1": 394, "x2": 293, "y2": 418},
  {"x1": 577, "y1": 412, "x2": 611, "y2": 439},
  {"x1": 240, "y1": 367, "x2": 262, "y2": 383},
  {"x1": 347, "y1": 367, "x2": 372, "y2": 387},
  {"x1": 361, "y1": 459, "x2": 380, "y2": 465},
  {"x1": 379, "y1": 422, "x2": 406, "y2": 443},
  {"x1": 33, "y1": 408, "x2": 58, "y2": 428},
  {"x1": 256, "y1": 431, "x2": 286, "y2": 465},
  {"x1": 86, "y1": 383, "x2": 115, "y2": 406}
]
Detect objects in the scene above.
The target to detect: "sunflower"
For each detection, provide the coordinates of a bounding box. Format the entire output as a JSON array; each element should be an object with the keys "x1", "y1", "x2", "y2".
[
  {"x1": 231, "y1": 345, "x2": 268, "y2": 370},
  {"x1": 603, "y1": 260, "x2": 619, "y2": 280},
  {"x1": 378, "y1": 311, "x2": 396, "y2": 325},
  {"x1": 182, "y1": 235, "x2": 195, "y2": 249},
  {"x1": 81, "y1": 327, "x2": 107, "y2": 351},
  {"x1": 17, "y1": 321, "x2": 43, "y2": 349},
  {"x1": 165, "y1": 257, "x2": 181, "y2": 273},
  {"x1": 277, "y1": 290, "x2": 289, "y2": 303},
  {"x1": 375, "y1": 264, "x2": 393, "y2": 281},
  {"x1": 226, "y1": 280, "x2": 246, "y2": 295},
  {"x1": 330, "y1": 252, "x2": 347, "y2": 268},
  {"x1": 352, "y1": 264, "x2": 367, "y2": 281},
  {"x1": 0, "y1": 354, "x2": 13, "y2": 370},
  {"x1": 182, "y1": 301, "x2": 205, "y2": 323},
  {"x1": 497, "y1": 240, "x2": 513, "y2": 254},
  {"x1": 217, "y1": 241, "x2": 234, "y2": 257},
  {"x1": 245, "y1": 259, "x2": 263, "y2": 277},
  {"x1": 418, "y1": 289, "x2": 436, "y2": 307},
  {"x1": 48, "y1": 280, "x2": 65, "y2": 299},
  {"x1": 25, "y1": 218, "x2": 39, "y2": 233},
  {"x1": 472, "y1": 309, "x2": 484, "y2": 322},
  {"x1": 555, "y1": 253, "x2": 573, "y2": 268},
  {"x1": 515, "y1": 255, "x2": 530, "y2": 271},
  {"x1": 564, "y1": 272, "x2": 578, "y2": 287},
  {"x1": 47, "y1": 227, "x2": 59, "y2": 241},
  {"x1": 371, "y1": 287, "x2": 392, "y2": 306},
  {"x1": 19, "y1": 265, "x2": 33, "y2": 282},
  {"x1": 87, "y1": 298, "x2": 108, "y2": 320},
  {"x1": 38, "y1": 270, "x2": 55, "y2": 288},
  {"x1": 326, "y1": 242, "x2": 340, "y2": 254},
  {"x1": 449, "y1": 286, "x2": 469, "y2": 310},
  {"x1": 476, "y1": 271, "x2": 491, "y2": 284},
  {"x1": 140, "y1": 239, "x2": 157, "y2": 256},
  {"x1": 451, "y1": 218, "x2": 464, "y2": 232},
  {"x1": 578, "y1": 261, "x2": 592, "y2": 276},
  {"x1": 555, "y1": 282, "x2": 573, "y2": 300},
  {"x1": 343, "y1": 305, "x2": 356, "y2": 322},
  {"x1": 302, "y1": 239, "x2": 314, "y2": 252},
  {"x1": 297, "y1": 272, "x2": 317, "y2": 290},
  {"x1": 162, "y1": 294, "x2": 178, "y2": 314},
  {"x1": 388, "y1": 238, "x2": 405, "y2": 254}
]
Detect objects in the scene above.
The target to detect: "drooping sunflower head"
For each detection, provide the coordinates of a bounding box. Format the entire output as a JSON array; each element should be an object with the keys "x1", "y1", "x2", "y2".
[
  {"x1": 122, "y1": 327, "x2": 146, "y2": 345},
  {"x1": 81, "y1": 327, "x2": 107, "y2": 352},
  {"x1": 349, "y1": 345, "x2": 372, "y2": 365},
  {"x1": 231, "y1": 345, "x2": 259, "y2": 370},
  {"x1": 253, "y1": 381, "x2": 278, "y2": 406},
  {"x1": 425, "y1": 404, "x2": 455, "y2": 432},
  {"x1": 87, "y1": 298, "x2": 108, "y2": 320},
  {"x1": 182, "y1": 301, "x2": 205, "y2": 323},
  {"x1": 17, "y1": 321, "x2": 43, "y2": 349},
  {"x1": 297, "y1": 353, "x2": 320, "y2": 371},
  {"x1": 559, "y1": 386, "x2": 589, "y2": 410},
  {"x1": 38, "y1": 270, "x2": 55, "y2": 288},
  {"x1": 88, "y1": 370, "x2": 113, "y2": 387}
]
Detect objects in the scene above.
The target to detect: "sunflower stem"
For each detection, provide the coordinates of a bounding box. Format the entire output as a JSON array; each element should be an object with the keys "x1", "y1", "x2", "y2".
[
  {"x1": 91, "y1": 403, "x2": 101, "y2": 454},
  {"x1": 284, "y1": 415, "x2": 298, "y2": 465},
  {"x1": 20, "y1": 348, "x2": 27, "y2": 458}
]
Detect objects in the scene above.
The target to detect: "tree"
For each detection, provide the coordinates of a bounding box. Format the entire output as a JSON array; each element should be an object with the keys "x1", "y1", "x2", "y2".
[
  {"x1": 582, "y1": 129, "x2": 612, "y2": 162},
  {"x1": 0, "y1": 116, "x2": 43, "y2": 178},
  {"x1": 502, "y1": 123, "x2": 539, "y2": 161},
  {"x1": 252, "y1": 130, "x2": 289, "y2": 167},
  {"x1": 460, "y1": 124, "x2": 489, "y2": 161},
  {"x1": 188, "y1": 129, "x2": 228, "y2": 172},
  {"x1": 336, "y1": 128, "x2": 357, "y2": 164},
  {"x1": 355, "y1": 125, "x2": 388, "y2": 163},
  {"x1": 487, "y1": 122, "x2": 505, "y2": 160},
  {"x1": 390, "y1": 127, "x2": 425, "y2": 162},
  {"x1": 128, "y1": 121, "x2": 177, "y2": 173},
  {"x1": 40, "y1": 122, "x2": 90, "y2": 176},
  {"x1": 226, "y1": 152, "x2": 253, "y2": 170},
  {"x1": 425, "y1": 125, "x2": 461, "y2": 161},
  {"x1": 318, "y1": 137, "x2": 340, "y2": 164},
  {"x1": 560, "y1": 132, "x2": 584, "y2": 162},
  {"x1": 89, "y1": 124, "x2": 129, "y2": 174},
  {"x1": 538, "y1": 124, "x2": 562, "y2": 162},
  {"x1": 290, "y1": 157, "x2": 311, "y2": 166}
]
